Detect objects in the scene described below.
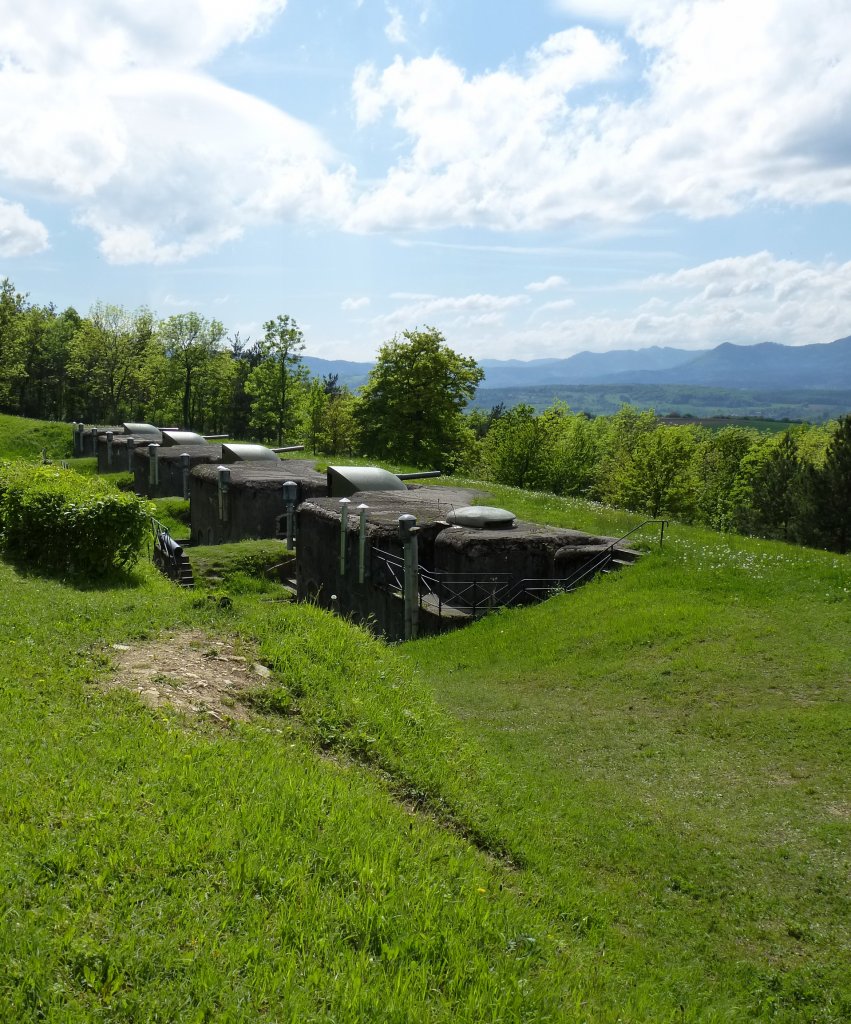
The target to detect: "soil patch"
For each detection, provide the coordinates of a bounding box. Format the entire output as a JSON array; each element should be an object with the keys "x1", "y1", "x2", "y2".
[{"x1": 105, "y1": 629, "x2": 271, "y2": 724}]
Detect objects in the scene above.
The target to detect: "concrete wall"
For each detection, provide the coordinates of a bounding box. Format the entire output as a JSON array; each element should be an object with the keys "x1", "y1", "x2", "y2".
[
  {"x1": 190, "y1": 460, "x2": 327, "y2": 545},
  {"x1": 132, "y1": 444, "x2": 223, "y2": 498},
  {"x1": 295, "y1": 486, "x2": 631, "y2": 641}
]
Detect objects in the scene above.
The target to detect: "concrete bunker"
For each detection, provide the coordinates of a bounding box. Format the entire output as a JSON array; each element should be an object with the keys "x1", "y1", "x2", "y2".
[
  {"x1": 190, "y1": 459, "x2": 327, "y2": 545},
  {"x1": 133, "y1": 443, "x2": 223, "y2": 498},
  {"x1": 295, "y1": 486, "x2": 639, "y2": 641}
]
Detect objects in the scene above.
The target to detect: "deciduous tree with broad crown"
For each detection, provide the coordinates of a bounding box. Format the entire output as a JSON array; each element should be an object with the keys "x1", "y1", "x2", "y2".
[{"x1": 356, "y1": 327, "x2": 483, "y2": 471}]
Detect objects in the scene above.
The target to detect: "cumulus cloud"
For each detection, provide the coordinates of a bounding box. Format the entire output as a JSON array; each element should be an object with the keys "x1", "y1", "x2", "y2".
[
  {"x1": 384, "y1": 5, "x2": 407, "y2": 44},
  {"x1": 372, "y1": 291, "x2": 529, "y2": 331},
  {"x1": 0, "y1": 198, "x2": 50, "y2": 256},
  {"x1": 342, "y1": 296, "x2": 371, "y2": 310},
  {"x1": 350, "y1": 0, "x2": 851, "y2": 231},
  {"x1": 0, "y1": 0, "x2": 287, "y2": 74},
  {"x1": 551, "y1": 0, "x2": 674, "y2": 23},
  {"x1": 450, "y1": 252, "x2": 851, "y2": 361},
  {"x1": 535, "y1": 298, "x2": 576, "y2": 314},
  {"x1": 0, "y1": 0, "x2": 353, "y2": 263},
  {"x1": 526, "y1": 275, "x2": 567, "y2": 292}
]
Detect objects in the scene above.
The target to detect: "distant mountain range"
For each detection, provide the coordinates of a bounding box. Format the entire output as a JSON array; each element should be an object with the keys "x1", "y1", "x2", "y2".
[{"x1": 303, "y1": 335, "x2": 851, "y2": 393}]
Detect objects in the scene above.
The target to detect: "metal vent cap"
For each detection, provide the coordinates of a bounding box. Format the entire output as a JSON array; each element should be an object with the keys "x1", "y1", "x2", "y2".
[{"x1": 446, "y1": 505, "x2": 516, "y2": 529}]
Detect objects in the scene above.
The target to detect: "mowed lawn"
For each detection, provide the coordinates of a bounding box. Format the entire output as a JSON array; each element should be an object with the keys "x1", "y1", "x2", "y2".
[{"x1": 0, "y1": 435, "x2": 848, "y2": 1020}]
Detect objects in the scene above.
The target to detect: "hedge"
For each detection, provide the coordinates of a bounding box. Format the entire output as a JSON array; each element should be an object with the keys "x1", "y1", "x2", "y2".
[{"x1": 0, "y1": 462, "x2": 150, "y2": 577}]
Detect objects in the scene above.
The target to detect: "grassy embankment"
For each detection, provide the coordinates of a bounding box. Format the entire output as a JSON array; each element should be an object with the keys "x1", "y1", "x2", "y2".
[{"x1": 0, "y1": 413, "x2": 848, "y2": 1021}]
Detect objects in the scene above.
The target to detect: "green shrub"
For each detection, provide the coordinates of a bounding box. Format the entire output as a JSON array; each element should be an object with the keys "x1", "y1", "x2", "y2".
[{"x1": 0, "y1": 462, "x2": 150, "y2": 577}]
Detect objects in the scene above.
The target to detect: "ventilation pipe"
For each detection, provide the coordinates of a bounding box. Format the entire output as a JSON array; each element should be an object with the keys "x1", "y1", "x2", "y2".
[{"x1": 398, "y1": 514, "x2": 420, "y2": 640}]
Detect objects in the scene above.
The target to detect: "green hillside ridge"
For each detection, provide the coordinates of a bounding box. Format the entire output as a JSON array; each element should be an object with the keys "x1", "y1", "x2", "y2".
[{"x1": 0, "y1": 416, "x2": 848, "y2": 1021}]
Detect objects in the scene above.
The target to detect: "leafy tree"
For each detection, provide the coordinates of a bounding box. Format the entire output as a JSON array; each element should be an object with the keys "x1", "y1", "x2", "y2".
[
  {"x1": 480, "y1": 404, "x2": 562, "y2": 489},
  {"x1": 246, "y1": 315, "x2": 308, "y2": 444},
  {"x1": 694, "y1": 426, "x2": 756, "y2": 530},
  {"x1": 797, "y1": 415, "x2": 851, "y2": 553},
  {"x1": 593, "y1": 405, "x2": 657, "y2": 504},
  {"x1": 601, "y1": 423, "x2": 699, "y2": 518},
  {"x1": 738, "y1": 431, "x2": 802, "y2": 540},
  {"x1": 14, "y1": 303, "x2": 80, "y2": 420},
  {"x1": 322, "y1": 389, "x2": 360, "y2": 455},
  {"x1": 68, "y1": 303, "x2": 153, "y2": 424},
  {"x1": 227, "y1": 332, "x2": 263, "y2": 440},
  {"x1": 0, "y1": 279, "x2": 29, "y2": 411},
  {"x1": 356, "y1": 327, "x2": 483, "y2": 471},
  {"x1": 158, "y1": 312, "x2": 227, "y2": 430},
  {"x1": 305, "y1": 378, "x2": 329, "y2": 454}
]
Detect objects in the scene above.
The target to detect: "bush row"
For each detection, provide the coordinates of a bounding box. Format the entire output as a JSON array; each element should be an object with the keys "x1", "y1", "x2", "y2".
[{"x1": 0, "y1": 461, "x2": 150, "y2": 577}]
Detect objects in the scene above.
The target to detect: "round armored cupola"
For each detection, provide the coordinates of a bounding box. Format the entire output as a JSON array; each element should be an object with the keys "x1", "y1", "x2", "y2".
[{"x1": 446, "y1": 505, "x2": 516, "y2": 530}]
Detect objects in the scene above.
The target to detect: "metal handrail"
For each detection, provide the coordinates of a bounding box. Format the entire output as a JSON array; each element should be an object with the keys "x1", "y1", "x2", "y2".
[
  {"x1": 550, "y1": 518, "x2": 668, "y2": 596},
  {"x1": 371, "y1": 519, "x2": 668, "y2": 620},
  {"x1": 149, "y1": 516, "x2": 189, "y2": 584}
]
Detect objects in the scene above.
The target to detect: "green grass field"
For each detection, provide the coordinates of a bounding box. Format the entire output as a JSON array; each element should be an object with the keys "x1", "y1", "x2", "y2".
[{"x1": 0, "y1": 414, "x2": 849, "y2": 1021}]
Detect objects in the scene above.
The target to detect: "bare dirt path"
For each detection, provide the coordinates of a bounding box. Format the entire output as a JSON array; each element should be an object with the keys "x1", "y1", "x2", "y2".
[{"x1": 104, "y1": 629, "x2": 272, "y2": 724}]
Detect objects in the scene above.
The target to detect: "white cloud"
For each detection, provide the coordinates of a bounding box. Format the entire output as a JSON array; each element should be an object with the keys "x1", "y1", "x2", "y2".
[
  {"x1": 526, "y1": 275, "x2": 567, "y2": 292},
  {"x1": 342, "y1": 296, "x2": 371, "y2": 310},
  {"x1": 0, "y1": 1, "x2": 288, "y2": 74},
  {"x1": 551, "y1": 1, "x2": 673, "y2": 23},
  {"x1": 351, "y1": 1, "x2": 851, "y2": 231},
  {"x1": 535, "y1": 298, "x2": 576, "y2": 313},
  {"x1": 449, "y1": 252, "x2": 851, "y2": 361},
  {"x1": 0, "y1": 1, "x2": 353, "y2": 264},
  {"x1": 349, "y1": 26, "x2": 624, "y2": 230},
  {"x1": 372, "y1": 291, "x2": 529, "y2": 331},
  {"x1": 384, "y1": 5, "x2": 406, "y2": 44},
  {"x1": 0, "y1": 198, "x2": 49, "y2": 256}
]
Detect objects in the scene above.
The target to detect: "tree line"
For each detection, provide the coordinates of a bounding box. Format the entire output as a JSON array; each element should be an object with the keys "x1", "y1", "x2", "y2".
[
  {"x1": 0, "y1": 280, "x2": 484, "y2": 464},
  {"x1": 469, "y1": 403, "x2": 851, "y2": 554},
  {"x1": 2, "y1": 277, "x2": 848, "y2": 553},
  {"x1": 0, "y1": 280, "x2": 357, "y2": 450}
]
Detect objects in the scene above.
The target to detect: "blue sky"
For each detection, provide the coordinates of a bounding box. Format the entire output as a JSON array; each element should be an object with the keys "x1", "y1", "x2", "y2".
[{"x1": 1, "y1": 0, "x2": 850, "y2": 361}]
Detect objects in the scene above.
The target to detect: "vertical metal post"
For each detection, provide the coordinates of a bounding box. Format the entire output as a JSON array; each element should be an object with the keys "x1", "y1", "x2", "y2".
[
  {"x1": 282, "y1": 481, "x2": 298, "y2": 551},
  {"x1": 339, "y1": 498, "x2": 351, "y2": 575},
  {"x1": 218, "y1": 465, "x2": 231, "y2": 522},
  {"x1": 181, "y1": 453, "x2": 191, "y2": 500},
  {"x1": 89, "y1": 427, "x2": 97, "y2": 456},
  {"x1": 73, "y1": 423, "x2": 81, "y2": 456},
  {"x1": 106, "y1": 430, "x2": 114, "y2": 467},
  {"x1": 398, "y1": 514, "x2": 419, "y2": 641},
  {"x1": 357, "y1": 503, "x2": 369, "y2": 583},
  {"x1": 148, "y1": 442, "x2": 160, "y2": 487},
  {"x1": 127, "y1": 436, "x2": 135, "y2": 475}
]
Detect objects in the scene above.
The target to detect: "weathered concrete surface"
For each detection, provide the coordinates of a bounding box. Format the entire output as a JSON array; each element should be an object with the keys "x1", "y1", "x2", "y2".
[
  {"x1": 76, "y1": 425, "x2": 124, "y2": 457},
  {"x1": 296, "y1": 485, "x2": 486, "y2": 639},
  {"x1": 295, "y1": 485, "x2": 639, "y2": 640},
  {"x1": 133, "y1": 444, "x2": 224, "y2": 497},
  {"x1": 435, "y1": 524, "x2": 621, "y2": 580},
  {"x1": 190, "y1": 459, "x2": 327, "y2": 545}
]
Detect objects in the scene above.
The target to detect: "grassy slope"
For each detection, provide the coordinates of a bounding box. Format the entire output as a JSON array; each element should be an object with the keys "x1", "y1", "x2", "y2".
[
  {"x1": 0, "y1": 567, "x2": 562, "y2": 1022},
  {"x1": 0, "y1": 415, "x2": 848, "y2": 1021},
  {"x1": 0, "y1": 413, "x2": 72, "y2": 460},
  {"x1": 410, "y1": 485, "x2": 851, "y2": 1020}
]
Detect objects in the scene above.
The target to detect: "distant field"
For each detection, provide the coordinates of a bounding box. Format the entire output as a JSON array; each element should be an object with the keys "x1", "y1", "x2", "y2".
[
  {"x1": 0, "y1": 416, "x2": 849, "y2": 1021},
  {"x1": 658, "y1": 414, "x2": 804, "y2": 432},
  {"x1": 471, "y1": 383, "x2": 851, "y2": 421}
]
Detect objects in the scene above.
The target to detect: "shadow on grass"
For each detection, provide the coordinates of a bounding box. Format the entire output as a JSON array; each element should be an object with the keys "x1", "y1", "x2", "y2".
[{"x1": 1, "y1": 553, "x2": 149, "y2": 591}]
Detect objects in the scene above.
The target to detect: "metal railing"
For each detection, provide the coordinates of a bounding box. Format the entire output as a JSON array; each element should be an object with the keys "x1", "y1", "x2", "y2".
[
  {"x1": 371, "y1": 519, "x2": 668, "y2": 621},
  {"x1": 149, "y1": 516, "x2": 193, "y2": 587}
]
